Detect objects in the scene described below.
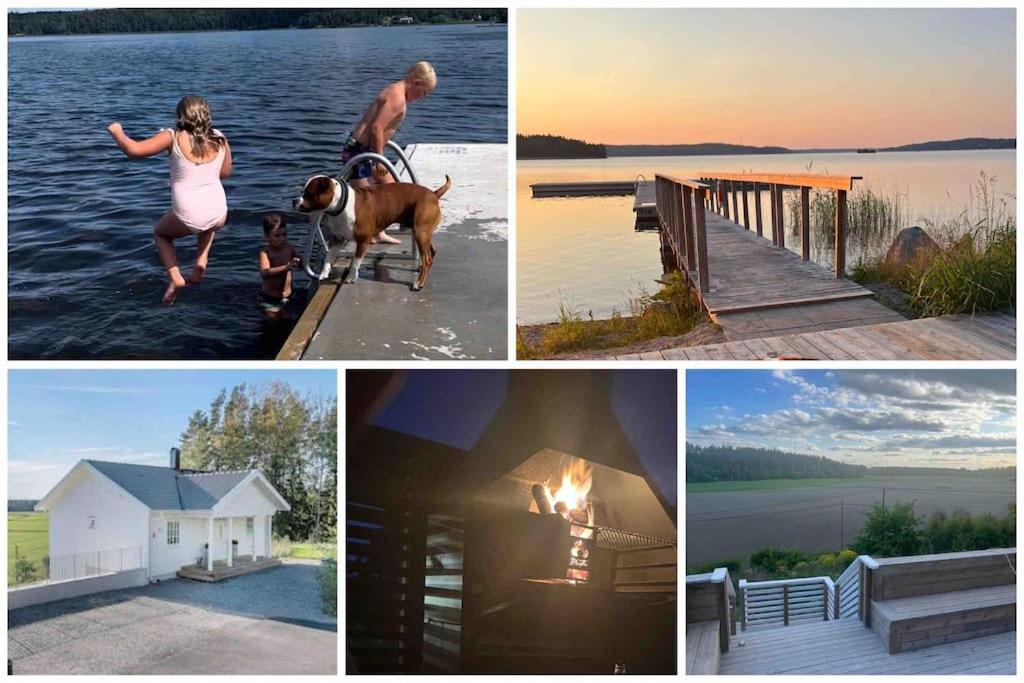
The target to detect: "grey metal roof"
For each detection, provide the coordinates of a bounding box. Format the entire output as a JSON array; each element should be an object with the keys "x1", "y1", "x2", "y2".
[{"x1": 85, "y1": 460, "x2": 251, "y2": 511}]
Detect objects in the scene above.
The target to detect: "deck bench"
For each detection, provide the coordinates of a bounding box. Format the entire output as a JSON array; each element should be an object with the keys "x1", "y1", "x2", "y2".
[
  {"x1": 871, "y1": 584, "x2": 1015, "y2": 654},
  {"x1": 685, "y1": 620, "x2": 720, "y2": 674}
]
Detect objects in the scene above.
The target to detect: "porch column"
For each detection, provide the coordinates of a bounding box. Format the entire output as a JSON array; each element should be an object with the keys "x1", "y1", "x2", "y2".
[
  {"x1": 207, "y1": 516, "x2": 214, "y2": 571},
  {"x1": 252, "y1": 519, "x2": 257, "y2": 560},
  {"x1": 266, "y1": 515, "x2": 272, "y2": 559},
  {"x1": 227, "y1": 518, "x2": 234, "y2": 568}
]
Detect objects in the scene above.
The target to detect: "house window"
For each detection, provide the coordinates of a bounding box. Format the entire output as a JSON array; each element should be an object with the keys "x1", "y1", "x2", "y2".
[
  {"x1": 246, "y1": 517, "x2": 255, "y2": 536},
  {"x1": 167, "y1": 520, "x2": 180, "y2": 545}
]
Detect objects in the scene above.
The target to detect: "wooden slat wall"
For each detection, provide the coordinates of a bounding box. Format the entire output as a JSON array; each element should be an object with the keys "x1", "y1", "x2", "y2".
[
  {"x1": 873, "y1": 552, "x2": 1016, "y2": 600},
  {"x1": 346, "y1": 502, "x2": 427, "y2": 673},
  {"x1": 686, "y1": 581, "x2": 719, "y2": 624},
  {"x1": 614, "y1": 546, "x2": 677, "y2": 594},
  {"x1": 423, "y1": 514, "x2": 464, "y2": 673}
]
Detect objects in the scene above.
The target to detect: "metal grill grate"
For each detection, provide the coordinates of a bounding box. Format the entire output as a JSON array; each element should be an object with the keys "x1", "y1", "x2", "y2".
[{"x1": 591, "y1": 525, "x2": 675, "y2": 552}]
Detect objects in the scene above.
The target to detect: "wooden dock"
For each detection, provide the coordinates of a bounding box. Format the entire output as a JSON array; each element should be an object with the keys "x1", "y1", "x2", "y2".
[
  {"x1": 610, "y1": 313, "x2": 1016, "y2": 360},
  {"x1": 530, "y1": 180, "x2": 635, "y2": 198}
]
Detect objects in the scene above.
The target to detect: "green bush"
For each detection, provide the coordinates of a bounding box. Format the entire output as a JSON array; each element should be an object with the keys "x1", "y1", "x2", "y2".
[
  {"x1": 853, "y1": 502, "x2": 922, "y2": 557},
  {"x1": 317, "y1": 541, "x2": 338, "y2": 617},
  {"x1": 12, "y1": 556, "x2": 39, "y2": 585}
]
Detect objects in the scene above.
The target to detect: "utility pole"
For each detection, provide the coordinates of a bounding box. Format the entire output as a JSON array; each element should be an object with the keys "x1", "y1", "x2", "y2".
[{"x1": 840, "y1": 500, "x2": 845, "y2": 550}]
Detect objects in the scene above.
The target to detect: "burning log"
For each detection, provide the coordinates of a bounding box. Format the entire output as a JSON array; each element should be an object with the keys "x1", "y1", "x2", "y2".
[{"x1": 532, "y1": 483, "x2": 553, "y2": 514}]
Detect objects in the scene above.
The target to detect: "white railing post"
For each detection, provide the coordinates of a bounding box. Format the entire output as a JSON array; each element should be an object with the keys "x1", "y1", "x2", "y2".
[{"x1": 738, "y1": 579, "x2": 748, "y2": 631}]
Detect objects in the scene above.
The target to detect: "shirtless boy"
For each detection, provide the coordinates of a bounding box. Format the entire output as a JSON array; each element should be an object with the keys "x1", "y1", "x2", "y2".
[
  {"x1": 341, "y1": 61, "x2": 437, "y2": 244},
  {"x1": 258, "y1": 214, "x2": 301, "y2": 321}
]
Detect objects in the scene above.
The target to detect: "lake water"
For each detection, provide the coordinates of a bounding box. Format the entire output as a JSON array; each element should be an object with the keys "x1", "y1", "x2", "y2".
[
  {"x1": 8, "y1": 24, "x2": 507, "y2": 359},
  {"x1": 517, "y1": 150, "x2": 1015, "y2": 324}
]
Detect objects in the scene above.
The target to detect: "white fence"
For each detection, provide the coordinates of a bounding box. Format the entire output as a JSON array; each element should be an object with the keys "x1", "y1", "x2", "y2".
[
  {"x1": 13, "y1": 546, "x2": 144, "y2": 584},
  {"x1": 738, "y1": 576, "x2": 835, "y2": 630}
]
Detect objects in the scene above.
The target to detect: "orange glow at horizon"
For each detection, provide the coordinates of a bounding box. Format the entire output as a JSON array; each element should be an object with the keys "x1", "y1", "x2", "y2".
[{"x1": 518, "y1": 8, "x2": 1016, "y2": 149}]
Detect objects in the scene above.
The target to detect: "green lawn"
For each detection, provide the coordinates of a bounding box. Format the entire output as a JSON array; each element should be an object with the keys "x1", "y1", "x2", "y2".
[
  {"x1": 686, "y1": 478, "x2": 874, "y2": 493},
  {"x1": 288, "y1": 542, "x2": 331, "y2": 560},
  {"x1": 8, "y1": 511, "x2": 48, "y2": 585}
]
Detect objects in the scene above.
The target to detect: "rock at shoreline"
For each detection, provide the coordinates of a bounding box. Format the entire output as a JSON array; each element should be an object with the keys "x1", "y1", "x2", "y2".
[{"x1": 885, "y1": 226, "x2": 940, "y2": 268}]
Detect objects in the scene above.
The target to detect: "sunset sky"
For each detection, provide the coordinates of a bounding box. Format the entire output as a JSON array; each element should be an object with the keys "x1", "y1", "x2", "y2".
[{"x1": 518, "y1": 8, "x2": 1016, "y2": 148}]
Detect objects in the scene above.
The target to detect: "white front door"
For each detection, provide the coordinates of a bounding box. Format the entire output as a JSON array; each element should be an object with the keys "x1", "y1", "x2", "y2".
[
  {"x1": 149, "y1": 518, "x2": 162, "y2": 577},
  {"x1": 215, "y1": 519, "x2": 227, "y2": 561}
]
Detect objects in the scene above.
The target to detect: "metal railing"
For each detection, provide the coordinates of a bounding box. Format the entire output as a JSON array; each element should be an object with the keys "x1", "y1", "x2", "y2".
[
  {"x1": 697, "y1": 172, "x2": 860, "y2": 277},
  {"x1": 654, "y1": 174, "x2": 711, "y2": 292},
  {"x1": 11, "y1": 546, "x2": 144, "y2": 586},
  {"x1": 303, "y1": 140, "x2": 420, "y2": 281}
]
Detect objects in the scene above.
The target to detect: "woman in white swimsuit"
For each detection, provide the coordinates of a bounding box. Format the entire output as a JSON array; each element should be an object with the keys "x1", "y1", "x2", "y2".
[{"x1": 107, "y1": 95, "x2": 233, "y2": 304}]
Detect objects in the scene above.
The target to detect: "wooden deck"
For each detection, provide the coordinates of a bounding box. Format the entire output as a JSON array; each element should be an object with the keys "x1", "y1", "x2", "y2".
[
  {"x1": 686, "y1": 212, "x2": 872, "y2": 315},
  {"x1": 719, "y1": 618, "x2": 1015, "y2": 675},
  {"x1": 176, "y1": 557, "x2": 281, "y2": 582},
  {"x1": 685, "y1": 620, "x2": 720, "y2": 675},
  {"x1": 611, "y1": 313, "x2": 1016, "y2": 361}
]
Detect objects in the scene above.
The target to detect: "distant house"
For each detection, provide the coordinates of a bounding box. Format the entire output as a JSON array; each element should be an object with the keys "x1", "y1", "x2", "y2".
[
  {"x1": 35, "y1": 450, "x2": 290, "y2": 581},
  {"x1": 396, "y1": 16, "x2": 414, "y2": 24}
]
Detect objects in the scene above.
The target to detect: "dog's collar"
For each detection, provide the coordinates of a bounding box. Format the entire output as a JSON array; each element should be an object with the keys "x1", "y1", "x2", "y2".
[{"x1": 324, "y1": 179, "x2": 350, "y2": 217}]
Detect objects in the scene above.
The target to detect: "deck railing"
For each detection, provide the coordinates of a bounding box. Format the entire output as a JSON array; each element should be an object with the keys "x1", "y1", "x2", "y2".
[
  {"x1": 654, "y1": 174, "x2": 711, "y2": 292},
  {"x1": 738, "y1": 576, "x2": 835, "y2": 630},
  {"x1": 24, "y1": 546, "x2": 145, "y2": 584},
  {"x1": 833, "y1": 554, "x2": 879, "y2": 620},
  {"x1": 696, "y1": 172, "x2": 860, "y2": 277}
]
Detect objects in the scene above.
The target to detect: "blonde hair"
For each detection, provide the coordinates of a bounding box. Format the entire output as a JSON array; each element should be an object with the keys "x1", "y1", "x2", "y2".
[
  {"x1": 405, "y1": 61, "x2": 437, "y2": 91},
  {"x1": 175, "y1": 95, "x2": 224, "y2": 158}
]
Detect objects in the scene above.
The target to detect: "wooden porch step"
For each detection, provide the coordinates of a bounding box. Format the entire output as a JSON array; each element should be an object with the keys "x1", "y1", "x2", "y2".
[
  {"x1": 176, "y1": 558, "x2": 282, "y2": 582},
  {"x1": 871, "y1": 584, "x2": 1016, "y2": 654}
]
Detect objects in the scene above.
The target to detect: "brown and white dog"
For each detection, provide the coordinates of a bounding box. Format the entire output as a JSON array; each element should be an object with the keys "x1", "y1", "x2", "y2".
[{"x1": 293, "y1": 175, "x2": 451, "y2": 290}]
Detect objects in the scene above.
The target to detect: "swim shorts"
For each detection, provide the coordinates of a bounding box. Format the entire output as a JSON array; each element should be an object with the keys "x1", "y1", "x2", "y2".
[
  {"x1": 258, "y1": 291, "x2": 288, "y2": 314},
  {"x1": 342, "y1": 135, "x2": 374, "y2": 180}
]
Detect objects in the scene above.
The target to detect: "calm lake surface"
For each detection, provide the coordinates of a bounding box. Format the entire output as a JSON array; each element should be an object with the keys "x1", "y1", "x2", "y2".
[
  {"x1": 518, "y1": 150, "x2": 1015, "y2": 324},
  {"x1": 8, "y1": 24, "x2": 507, "y2": 359}
]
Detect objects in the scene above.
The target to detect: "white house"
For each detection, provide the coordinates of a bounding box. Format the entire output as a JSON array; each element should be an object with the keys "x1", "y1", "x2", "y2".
[{"x1": 35, "y1": 450, "x2": 291, "y2": 581}]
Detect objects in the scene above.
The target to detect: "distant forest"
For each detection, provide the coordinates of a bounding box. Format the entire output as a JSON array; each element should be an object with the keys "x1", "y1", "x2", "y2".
[
  {"x1": 881, "y1": 137, "x2": 1016, "y2": 152},
  {"x1": 517, "y1": 134, "x2": 607, "y2": 159},
  {"x1": 607, "y1": 143, "x2": 790, "y2": 157},
  {"x1": 7, "y1": 8, "x2": 506, "y2": 36},
  {"x1": 687, "y1": 444, "x2": 867, "y2": 482},
  {"x1": 687, "y1": 443, "x2": 1017, "y2": 482}
]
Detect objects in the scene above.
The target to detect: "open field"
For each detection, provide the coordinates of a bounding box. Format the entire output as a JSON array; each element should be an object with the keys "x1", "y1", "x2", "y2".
[
  {"x1": 686, "y1": 474, "x2": 1015, "y2": 569},
  {"x1": 687, "y1": 477, "x2": 869, "y2": 493},
  {"x1": 8, "y1": 512, "x2": 48, "y2": 579}
]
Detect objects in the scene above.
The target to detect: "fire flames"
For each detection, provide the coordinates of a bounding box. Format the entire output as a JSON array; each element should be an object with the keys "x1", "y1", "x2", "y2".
[{"x1": 543, "y1": 460, "x2": 594, "y2": 527}]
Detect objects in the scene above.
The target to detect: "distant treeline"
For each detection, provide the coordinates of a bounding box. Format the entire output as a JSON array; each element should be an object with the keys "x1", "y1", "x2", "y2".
[
  {"x1": 687, "y1": 444, "x2": 867, "y2": 482},
  {"x1": 607, "y1": 143, "x2": 790, "y2": 157},
  {"x1": 687, "y1": 443, "x2": 1017, "y2": 482},
  {"x1": 8, "y1": 500, "x2": 39, "y2": 512},
  {"x1": 881, "y1": 137, "x2": 1016, "y2": 152},
  {"x1": 8, "y1": 8, "x2": 506, "y2": 36},
  {"x1": 517, "y1": 134, "x2": 607, "y2": 159}
]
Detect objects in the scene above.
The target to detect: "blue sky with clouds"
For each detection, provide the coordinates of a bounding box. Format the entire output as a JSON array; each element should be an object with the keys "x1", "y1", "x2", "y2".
[
  {"x1": 687, "y1": 370, "x2": 1016, "y2": 469},
  {"x1": 8, "y1": 370, "x2": 336, "y2": 499}
]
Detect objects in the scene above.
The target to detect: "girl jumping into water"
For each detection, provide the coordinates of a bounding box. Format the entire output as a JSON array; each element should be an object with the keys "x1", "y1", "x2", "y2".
[{"x1": 107, "y1": 95, "x2": 233, "y2": 304}]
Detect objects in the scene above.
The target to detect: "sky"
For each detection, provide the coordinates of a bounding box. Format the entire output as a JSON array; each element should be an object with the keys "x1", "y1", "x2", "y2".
[
  {"x1": 7, "y1": 370, "x2": 336, "y2": 499},
  {"x1": 687, "y1": 370, "x2": 1016, "y2": 469},
  {"x1": 370, "y1": 370, "x2": 678, "y2": 506},
  {"x1": 518, "y1": 8, "x2": 1016, "y2": 148}
]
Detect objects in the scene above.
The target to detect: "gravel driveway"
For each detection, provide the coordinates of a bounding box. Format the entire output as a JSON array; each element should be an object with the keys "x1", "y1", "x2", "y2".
[{"x1": 8, "y1": 560, "x2": 336, "y2": 675}]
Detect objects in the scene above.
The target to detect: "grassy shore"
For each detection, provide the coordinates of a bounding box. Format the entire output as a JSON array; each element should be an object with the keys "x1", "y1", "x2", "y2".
[
  {"x1": 789, "y1": 172, "x2": 1016, "y2": 317},
  {"x1": 687, "y1": 478, "x2": 871, "y2": 494},
  {"x1": 516, "y1": 272, "x2": 717, "y2": 358}
]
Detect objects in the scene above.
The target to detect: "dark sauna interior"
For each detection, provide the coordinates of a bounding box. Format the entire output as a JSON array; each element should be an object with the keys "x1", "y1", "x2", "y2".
[{"x1": 347, "y1": 370, "x2": 678, "y2": 674}]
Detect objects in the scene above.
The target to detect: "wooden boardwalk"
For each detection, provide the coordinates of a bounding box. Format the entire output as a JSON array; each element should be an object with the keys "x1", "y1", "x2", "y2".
[
  {"x1": 719, "y1": 618, "x2": 1015, "y2": 674},
  {"x1": 687, "y1": 211, "x2": 872, "y2": 315},
  {"x1": 611, "y1": 313, "x2": 1016, "y2": 361}
]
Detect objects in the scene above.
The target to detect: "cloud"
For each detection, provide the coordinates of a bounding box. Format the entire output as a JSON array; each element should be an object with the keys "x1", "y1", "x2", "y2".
[{"x1": 8, "y1": 420, "x2": 20, "y2": 427}]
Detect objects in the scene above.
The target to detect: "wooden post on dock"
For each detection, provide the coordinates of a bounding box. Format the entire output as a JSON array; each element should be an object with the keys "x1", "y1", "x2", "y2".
[
  {"x1": 776, "y1": 185, "x2": 785, "y2": 250},
  {"x1": 741, "y1": 182, "x2": 750, "y2": 230},
  {"x1": 835, "y1": 189, "x2": 848, "y2": 277},
  {"x1": 672, "y1": 184, "x2": 684, "y2": 263},
  {"x1": 754, "y1": 183, "x2": 763, "y2": 237},
  {"x1": 769, "y1": 184, "x2": 778, "y2": 246},
  {"x1": 801, "y1": 187, "x2": 811, "y2": 261},
  {"x1": 723, "y1": 181, "x2": 731, "y2": 221},
  {"x1": 694, "y1": 191, "x2": 710, "y2": 293},
  {"x1": 731, "y1": 180, "x2": 739, "y2": 223},
  {"x1": 682, "y1": 185, "x2": 697, "y2": 271}
]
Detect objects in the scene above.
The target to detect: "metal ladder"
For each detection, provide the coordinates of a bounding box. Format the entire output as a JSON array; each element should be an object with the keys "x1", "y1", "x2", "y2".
[{"x1": 302, "y1": 140, "x2": 421, "y2": 281}]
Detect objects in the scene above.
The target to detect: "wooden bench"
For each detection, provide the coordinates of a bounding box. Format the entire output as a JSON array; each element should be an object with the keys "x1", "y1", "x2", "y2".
[
  {"x1": 685, "y1": 620, "x2": 720, "y2": 674},
  {"x1": 871, "y1": 584, "x2": 1016, "y2": 654}
]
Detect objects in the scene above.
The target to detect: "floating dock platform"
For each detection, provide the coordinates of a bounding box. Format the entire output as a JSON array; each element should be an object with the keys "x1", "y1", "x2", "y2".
[{"x1": 278, "y1": 144, "x2": 507, "y2": 360}]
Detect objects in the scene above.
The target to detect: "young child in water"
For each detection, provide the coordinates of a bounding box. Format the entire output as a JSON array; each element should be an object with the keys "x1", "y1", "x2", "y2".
[
  {"x1": 258, "y1": 214, "x2": 301, "y2": 321},
  {"x1": 107, "y1": 95, "x2": 233, "y2": 304},
  {"x1": 342, "y1": 61, "x2": 437, "y2": 244}
]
